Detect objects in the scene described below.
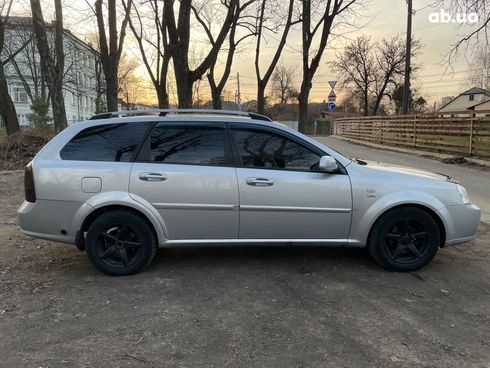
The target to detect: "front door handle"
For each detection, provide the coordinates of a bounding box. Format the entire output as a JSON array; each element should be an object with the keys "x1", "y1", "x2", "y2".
[
  {"x1": 246, "y1": 177, "x2": 274, "y2": 187},
  {"x1": 139, "y1": 172, "x2": 167, "y2": 182}
]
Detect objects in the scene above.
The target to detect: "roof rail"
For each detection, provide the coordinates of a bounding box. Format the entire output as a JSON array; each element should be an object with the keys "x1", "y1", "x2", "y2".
[{"x1": 88, "y1": 109, "x2": 272, "y2": 122}]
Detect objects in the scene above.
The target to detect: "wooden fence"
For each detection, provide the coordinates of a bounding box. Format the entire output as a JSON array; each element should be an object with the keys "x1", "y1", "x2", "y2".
[{"x1": 333, "y1": 110, "x2": 490, "y2": 158}]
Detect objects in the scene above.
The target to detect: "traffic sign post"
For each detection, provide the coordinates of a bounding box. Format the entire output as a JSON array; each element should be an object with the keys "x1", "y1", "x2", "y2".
[{"x1": 326, "y1": 81, "x2": 337, "y2": 135}]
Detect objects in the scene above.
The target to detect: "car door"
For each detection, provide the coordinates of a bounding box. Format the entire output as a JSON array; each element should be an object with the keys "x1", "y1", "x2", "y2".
[
  {"x1": 231, "y1": 124, "x2": 352, "y2": 241},
  {"x1": 129, "y1": 122, "x2": 239, "y2": 240}
]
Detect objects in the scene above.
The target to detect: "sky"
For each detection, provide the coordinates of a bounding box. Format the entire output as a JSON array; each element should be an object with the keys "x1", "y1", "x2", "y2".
[
  {"x1": 11, "y1": 0, "x2": 488, "y2": 107},
  {"x1": 226, "y1": 0, "x2": 484, "y2": 107}
]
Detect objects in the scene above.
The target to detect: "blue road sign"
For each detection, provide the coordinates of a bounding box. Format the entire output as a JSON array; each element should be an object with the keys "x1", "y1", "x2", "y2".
[{"x1": 328, "y1": 101, "x2": 336, "y2": 111}]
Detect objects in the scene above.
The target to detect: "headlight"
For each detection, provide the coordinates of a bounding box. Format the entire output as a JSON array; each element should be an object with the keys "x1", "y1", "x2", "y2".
[{"x1": 456, "y1": 184, "x2": 471, "y2": 204}]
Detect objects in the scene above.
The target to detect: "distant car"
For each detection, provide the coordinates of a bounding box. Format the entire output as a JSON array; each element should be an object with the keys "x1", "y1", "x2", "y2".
[{"x1": 18, "y1": 109, "x2": 480, "y2": 275}]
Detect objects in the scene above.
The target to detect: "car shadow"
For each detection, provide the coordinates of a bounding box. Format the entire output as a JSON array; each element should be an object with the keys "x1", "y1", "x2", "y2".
[{"x1": 149, "y1": 245, "x2": 376, "y2": 271}]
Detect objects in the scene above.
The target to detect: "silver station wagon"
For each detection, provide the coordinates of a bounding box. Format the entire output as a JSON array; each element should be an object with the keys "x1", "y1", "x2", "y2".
[{"x1": 18, "y1": 110, "x2": 480, "y2": 275}]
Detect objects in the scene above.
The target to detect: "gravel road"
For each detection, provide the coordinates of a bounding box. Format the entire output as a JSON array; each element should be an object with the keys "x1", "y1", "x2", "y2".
[{"x1": 1, "y1": 155, "x2": 489, "y2": 367}]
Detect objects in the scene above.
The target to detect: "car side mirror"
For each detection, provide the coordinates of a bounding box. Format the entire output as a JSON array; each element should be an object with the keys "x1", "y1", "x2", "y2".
[{"x1": 318, "y1": 156, "x2": 338, "y2": 173}]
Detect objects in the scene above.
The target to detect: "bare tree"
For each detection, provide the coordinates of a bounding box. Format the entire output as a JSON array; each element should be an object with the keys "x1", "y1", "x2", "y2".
[
  {"x1": 124, "y1": 0, "x2": 170, "y2": 108},
  {"x1": 270, "y1": 63, "x2": 297, "y2": 104},
  {"x1": 197, "y1": 0, "x2": 256, "y2": 109},
  {"x1": 434, "y1": 0, "x2": 489, "y2": 64},
  {"x1": 298, "y1": 0, "x2": 361, "y2": 132},
  {"x1": 163, "y1": 0, "x2": 238, "y2": 108},
  {"x1": 4, "y1": 22, "x2": 47, "y2": 104},
  {"x1": 94, "y1": 0, "x2": 132, "y2": 111},
  {"x1": 254, "y1": 0, "x2": 298, "y2": 114},
  {"x1": 30, "y1": 0, "x2": 67, "y2": 132},
  {"x1": 0, "y1": 0, "x2": 20, "y2": 135},
  {"x1": 331, "y1": 36, "x2": 373, "y2": 116},
  {"x1": 371, "y1": 36, "x2": 419, "y2": 115},
  {"x1": 117, "y1": 54, "x2": 140, "y2": 109},
  {"x1": 467, "y1": 45, "x2": 490, "y2": 88},
  {"x1": 332, "y1": 35, "x2": 420, "y2": 116}
]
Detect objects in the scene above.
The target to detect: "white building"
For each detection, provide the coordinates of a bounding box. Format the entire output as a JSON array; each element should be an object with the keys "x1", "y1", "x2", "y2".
[
  {"x1": 438, "y1": 87, "x2": 490, "y2": 114},
  {"x1": 1, "y1": 17, "x2": 104, "y2": 127}
]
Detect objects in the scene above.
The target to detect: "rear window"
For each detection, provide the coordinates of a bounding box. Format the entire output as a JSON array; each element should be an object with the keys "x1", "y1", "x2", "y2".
[
  {"x1": 60, "y1": 123, "x2": 149, "y2": 162},
  {"x1": 144, "y1": 124, "x2": 227, "y2": 165}
]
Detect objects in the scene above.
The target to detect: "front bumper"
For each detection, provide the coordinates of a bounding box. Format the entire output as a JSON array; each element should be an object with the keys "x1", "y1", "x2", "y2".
[{"x1": 438, "y1": 203, "x2": 481, "y2": 247}]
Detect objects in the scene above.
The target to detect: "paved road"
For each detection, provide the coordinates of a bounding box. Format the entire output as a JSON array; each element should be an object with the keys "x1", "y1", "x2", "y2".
[{"x1": 315, "y1": 136, "x2": 490, "y2": 223}]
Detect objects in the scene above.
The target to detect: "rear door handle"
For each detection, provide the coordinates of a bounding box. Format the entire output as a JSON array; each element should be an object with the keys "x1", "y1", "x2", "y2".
[
  {"x1": 139, "y1": 172, "x2": 167, "y2": 182},
  {"x1": 246, "y1": 177, "x2": 274, "y2": 187}
]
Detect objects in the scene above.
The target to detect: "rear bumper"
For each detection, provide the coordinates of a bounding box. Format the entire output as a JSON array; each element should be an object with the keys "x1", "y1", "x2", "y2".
[
  {"x1": 20, "y1": 229, "x2": 75, "y2": 244},
  {"x1": 438, "y1": 203, "x2": 480, "y2": 247},
  {"x1": 18, "y1": 200, "x2": 78, "y2": 245}
]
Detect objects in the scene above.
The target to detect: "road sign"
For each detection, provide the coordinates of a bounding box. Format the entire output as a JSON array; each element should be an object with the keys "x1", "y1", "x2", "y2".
[
  {"x1": 328, "y1": 101, "x2": 336, "y2": 111},
  {"x1": 328, "y1": 80, "x2": 337, "y2": 89},
  {"x1": 328, "y1": 90, "x2": 336, "y2": 101}
]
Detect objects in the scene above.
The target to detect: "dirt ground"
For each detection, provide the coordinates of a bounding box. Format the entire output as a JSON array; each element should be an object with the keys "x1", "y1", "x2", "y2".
[{"x1": 1, "y1": 170, "x2": 489, "y2": 368}]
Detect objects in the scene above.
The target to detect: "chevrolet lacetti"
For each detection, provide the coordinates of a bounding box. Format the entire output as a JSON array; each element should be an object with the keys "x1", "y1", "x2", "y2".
[{"x1": 17, "y1": 109, "x2": 480, "y2": 275}]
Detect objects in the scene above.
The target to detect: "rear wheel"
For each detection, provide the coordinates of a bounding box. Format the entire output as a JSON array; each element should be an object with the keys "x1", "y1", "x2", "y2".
[
  {"x1": 368, "y1": 206, "x2": 440, "y2": 271},
  {"x1": 85, "y1": 210, "x2": 157, "y2": 276}
]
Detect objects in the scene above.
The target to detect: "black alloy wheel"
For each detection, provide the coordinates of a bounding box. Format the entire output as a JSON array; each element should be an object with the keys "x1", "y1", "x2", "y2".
[
  {"x1": 85, "y1": 210, "x2": 157, "y2": 276},
  {"x1": 368, "y1": 206, "x2": 440, "y2": 271}
]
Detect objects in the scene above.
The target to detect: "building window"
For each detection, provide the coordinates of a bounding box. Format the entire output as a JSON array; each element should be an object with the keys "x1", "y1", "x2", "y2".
[
  {"x1": 469, "y1": 94, "x2": 475, "y2": 101},
  {"x1": 12, "y1": 87, "x2": 28, "y2": 103},
  {"x1": 71, "y1": 92, "x2": 76, "y2": 106}
]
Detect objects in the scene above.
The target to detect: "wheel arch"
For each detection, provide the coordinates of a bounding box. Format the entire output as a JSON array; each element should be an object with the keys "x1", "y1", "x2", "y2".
[
  {"x1": 72, "y1": 192, "x2": 168, "y2": 250},
  {"x1": 366, "y1": 203, "x2": 446, "y2": 248}
]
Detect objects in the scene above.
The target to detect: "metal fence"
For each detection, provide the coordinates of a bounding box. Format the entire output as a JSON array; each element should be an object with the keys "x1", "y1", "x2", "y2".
[{"x1": 333, "y1": 110, "x2": 490, "y2": 158}]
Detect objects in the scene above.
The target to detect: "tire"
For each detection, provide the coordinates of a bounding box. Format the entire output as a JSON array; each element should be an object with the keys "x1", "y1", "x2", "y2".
[
  {"x1": 368, "y1": 206, "x2": 440, "y2": 272},
  {"x1": 85, "y1": 210, "x2": 157, "y2": 276}
]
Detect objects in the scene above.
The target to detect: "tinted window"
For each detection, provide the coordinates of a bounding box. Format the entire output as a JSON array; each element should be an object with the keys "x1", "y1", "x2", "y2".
[
  {"x1": 60, "y1": 123, "x2": 149, "y2": 162},
  {"x1": 233, "y1": 128, "x2": 321, "y2": 171},
  {"x1": 147, "y1": 125, "x2": 227, "y2": 165}
]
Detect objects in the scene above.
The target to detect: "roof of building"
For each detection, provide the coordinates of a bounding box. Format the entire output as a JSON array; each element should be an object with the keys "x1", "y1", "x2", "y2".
[
  {"x1": 438, "y1": 86, "x2": 490, "y2": 111},
  {"x1": 460, "y1": 87, "x2": 490, "y2": 97},
  {"x1": 469, "y1": 99, "x2": 490, "y2": 109},
  {"x1": 2, "y1": 16, "x2": 98, "y2": 54}
]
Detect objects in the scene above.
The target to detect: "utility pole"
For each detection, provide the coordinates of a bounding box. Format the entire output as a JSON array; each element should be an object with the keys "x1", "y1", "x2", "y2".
[
  {"x1": 402, "y1": 0, "x2": 413, "y2": 115},
  {"x1": 236, "y1": 72, "x2": 242, "y2": 110}
]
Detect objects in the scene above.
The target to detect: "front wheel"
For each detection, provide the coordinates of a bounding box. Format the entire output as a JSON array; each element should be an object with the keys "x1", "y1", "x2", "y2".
[
  {"x1": 368, "y1": 207, "x2": 441, "y2": 272},
  {"x1": 85, "y1": 210, "x2": 157, "y2": 276}
]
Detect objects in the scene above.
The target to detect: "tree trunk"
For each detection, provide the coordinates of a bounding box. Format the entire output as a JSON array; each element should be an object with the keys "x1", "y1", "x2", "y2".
[
  {"x1": 0, "y1": 9, "x2": 20, "y2": 136},
  {"x1": 165, "y1": 0, "x2": 236, "y2": 109},
  {"x1": 95, "y1": 0, "x2": 132, "y2": 113},
  {"x1": 30, "y1": 0, "x2": 67, "y2": 132},
  {"x1": 174, "y1": 66, "x2": 193, "y2": 108},
  {"x1": 210, "y1": 85, "x2": 222, "y2": 109},
  {"x1": 105, "y1": 68, "x2": 119, "y2": 111},
  {"x1": 156, "y1": 87, "x2": 169, "y2": 109},
  {"x1": 0, "y1": 66, "x2": 20, "y2": 135},
  {"x1": 257, "y1": 83, "x2": 266, "y2": 114},
  {"x1": 51, "y1": 87, "x2": 67, "y2": 130},
  {"x1": 363, "y1": 90, "x2": 369, "y2": 116},
  {"x1": 298, "y1": 89, "x2": 309, "y2": 133}
]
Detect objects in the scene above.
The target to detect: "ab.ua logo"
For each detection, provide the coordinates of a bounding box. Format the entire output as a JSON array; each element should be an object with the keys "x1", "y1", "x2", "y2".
[{"x1": 428, "y1": 9, "x2": 479, "y2": 24}]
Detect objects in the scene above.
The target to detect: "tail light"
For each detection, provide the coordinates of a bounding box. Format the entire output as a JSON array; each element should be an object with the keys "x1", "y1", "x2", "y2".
[{"x1": 24, "y1": 162, "x2": 36, "y2": 203}]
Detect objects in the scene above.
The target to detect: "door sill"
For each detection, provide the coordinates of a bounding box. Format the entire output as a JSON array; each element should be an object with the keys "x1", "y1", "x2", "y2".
[{"x1": 161, "y1": 238, "x2": 358, "y2": 247}]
